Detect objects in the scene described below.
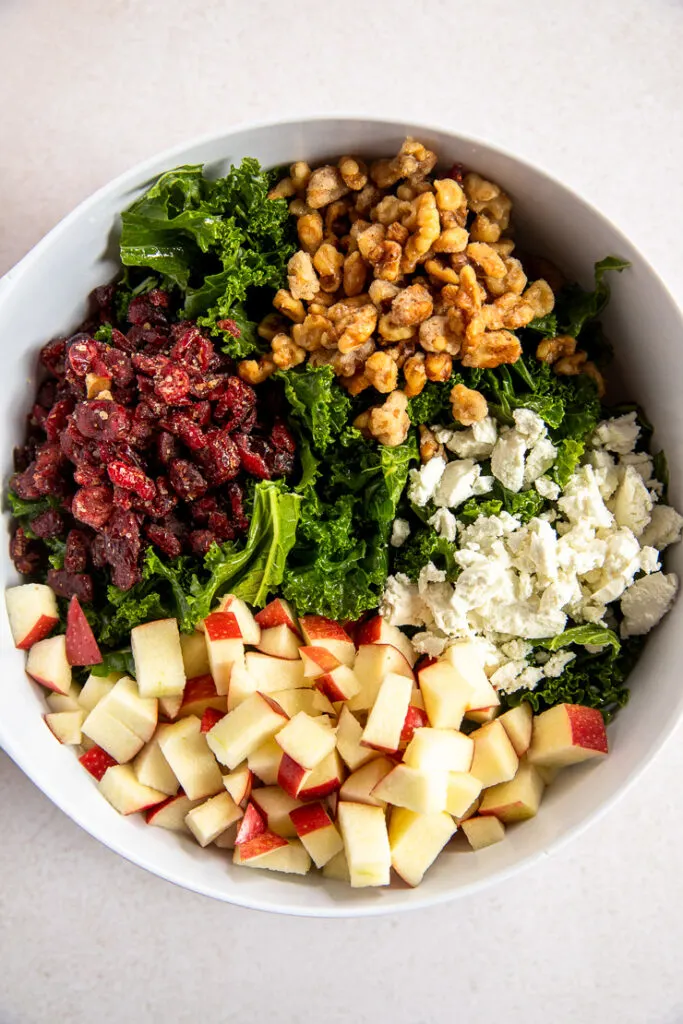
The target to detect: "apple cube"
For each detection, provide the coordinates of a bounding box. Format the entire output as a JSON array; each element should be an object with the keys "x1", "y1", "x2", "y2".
[
  {"x1": 206, "y1": 692, "x2": 288, "y2": 770},
  {"x1": 79, "y1": 745, "x2": 118, "y2": 781},
  {"x1": 99, "y1": 676, "x2": 158, "y2": 743},
  {"x1": 244, "y1": 651, "x2": 306, "y2": 692},
  {"x1": 179, "y1": 630, "x2": 211, "y2": 678},
  {"x1": 470, "y1": 720, "x2": 519, "y2": 788},
  {"x1": 65, "y1": 595, "x2": 102, "y2": 666},
  {"x1": 361, "y1": 672, "x2": 412, "y2": 754},
  {"x1": 311, "y1": 690, "x2": 336, "y2": 716},
  {"x1": 336, "y1": 706, "x2": 378, "y2": 771},
  {"x1": 442, "y1": 642, "x2": 500, "y2": 714},
  {"x1": 98, "y1": 764, "x2": 166, "y2": 815},
  {"x1": 299, "y1": 646, "x2": 342, "y2": 679},
  {"x1": 418, "y1": 660, "x2": 471, "y2": 730},
  {"x1": 234, "y1": 829, "x2": 288, "y2": 861},
  {"x1": 337, "y1": 802, "x2": 391, "y2": 888},
  {"x1": 215, "y1": 594, "x2": 261, "y2": 645},
  {"x1": 145, "y1": 793, "x2": 201, "y2": 832},
  {"x1": 254, "y1": 597, "x2": 299, "y2": 634},
  {"x1": 233, "y1": 837, "x2": 311, "y2": 875},
  {"x1": 131, "y1": 618, "x2": 186, "y2": 698},
  {"x1": 527, "y1": 704, "x2": 608, "y2": 768},
  {"x1": 277, "y1": 753, "x2": 311, "y2": 798},
  {"x1": 403, "y1": 728, "x2": 474, "y2": 773},
  {"x1": 133, "y1": 728, "x2": 180, "y2": 796},
  {"x1": 273, "y1": 689, "x2": 323, "y2": 719},
  {"x1": 355, "y1": 614, "x2": 417, "y2": 668},
  {"x1": 178, "y1": 674, "x2": 227, "y2": 719},
  {"x1": 222, "y1": 764, "x2": 253, "y2": 806},
  {"x1": 348, "y1": 644, "x2": 414, "y2": 712},
  {"x1": 235, "y1": 801, "x2": 267, "y2": 845},
  {"x1": 498, "y1": 704, "x2": 533, "y2": 756},
  {"x1": 203, "y1": 611, "x2": 245, "y2": 696},
  {"x1": 257, "y1": 624, "x2": 301, "y2": 661},
  {"x1": 251, "y1": 787, "x2": 303, "y2": 837},
  {"x1": 400, "y1": 704, "x2": 430, "y2": 747},
  {"x1": 46, "y1": 683, "x2": 82, "y2": 713},
  {"x1": 78, "y1": 672, "x2": 118, "y2": 712},
  {"x1": 466, "y1": 706, "x2": 501, "y2": 725},
  {"x1": 339, "y1": 756, "x2": 394, "y2": 807},
  {"x1": 479, "y1": 762, "x2": 545, "y2": 823},
  {"x1": 372, "y1": 764, "x2": 447, "y2": 814},
  {"x1": 461, "y1": 815, "x2": 506, "y2": 850},
  {"x1": 185, "y1": 792, "x2": 243, "y2": 847},
  {"x1": 247, "y1": 736, "x2": 283, "y2": 784},
  {"x1": 214, "y1": 821, "x2": 240, "y2": 849},
  {"x1": 82, "y1": 685, "x2": 149, "y2": 764},
  {"x1": 156, "y1": 715, "x2": 224, "y2": 800},
  {"x1": 299, "y1": 615, "x2": 355, "y2": 667},
  {"x1": 6, "y1": 582, "x2": 59, "y2": 649},
  {"x1": 26, "y1": 634, "x2": 72, "y2": 695},
  {"x1": 322, "y1": 849, "x2": 350, "y2": 882},
  {"x1": 315, "y1": 664, "x2": 360, "y2": 703},
  {"x1": 201, "y1": 707, "x2": 225, "y2": 732},
  {"x1": 389, "y1": 807, "x2": 456, "y2": 886},
  {"x1": 297, "y1": 749, "x2": 344, "y2": 801},
  {"x1": 289, "y1": 802, "x2": 343, "y2": 867},
  {"x1": 444, "y1": 772, "x2": 483, "y2": 818},
  {"x1": 158, "y1": 694, "x2": 183, "y2": 721},
  {"x1": 275, "y1": 711, "x2": 336, "y2": 770},
  {"x1": 45, "y1": 709, "x2": 85, "y2": 745},
  {"x1": 226, "y1": 661, "x2": 259, "y2": 711}
]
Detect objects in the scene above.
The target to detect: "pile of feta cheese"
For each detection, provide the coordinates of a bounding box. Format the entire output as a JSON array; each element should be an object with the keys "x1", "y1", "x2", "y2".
[{"x1": 382, "y1": 410, "x2": 682, "y2": 695}]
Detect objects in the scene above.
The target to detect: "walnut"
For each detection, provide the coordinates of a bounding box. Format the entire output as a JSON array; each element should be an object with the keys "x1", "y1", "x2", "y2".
[
  {"x1": 554, "y1": 351, "x2": 588, "y2": 375},
  {"x1": 309, "y1": 288, "x2": 336, "y2": 308},
  {"x1": 386, "y1": 221, "x2": 409, "y2": 245},
  {"x1": 469, "y1": 213, "x2": 501, "y2": 243},
  {"x1": 289, "y1": 198, "x2": 313, "y2": 217},
  {"x1": 338, "y1": 156, "x2": 368, "y2": 191},
  {"x1": 535, "y1": 334, "x2": 576, "y2": 364},
  {"x1": 369, "y1": 279, "x2": 401, "y2": 310},
  {"x1": 238, "y1": 356, "x2": 276, "y2": 384},
  {"x1": 481, "y1": 293, "x2": 536, "y2": 330},
  {"x1": 385, "y1": 339, "x2": 416, "y2": 368},
  {"x1": 524, "y1": 279, "x2": 555, "y2": 318},
  {"x1": 454, "y1": 264, "x2": 484, "y2": 316},
  {"x1": 466, "y1": 242, "x2": 507, "y2": 279},
  {"x1": 325, "y1": 199, "x2": 351, "y2": 239},
  {"x1": 433, "y1": 227, "x2": 469, "y2": 254},
  {"x1": 353, "y1": 410, "x2": 371, "y2": 435},
  {"x1": 292, "y1": 314, "x2": 337, "y2": 352},
  {"x1": 287, "y1": 251, "x2": 319, "y2": 301},
  {"x1": 502, "y1": 257, "x2": 527, "y2": 295},
  {"x1": 271, "y1": 332, "x2": 307, "y2": 370},
  {"x1": 461, "y1": 329, "x2": 521, "y2": 368},
  {"x1": 356, "y1": 223, "x2": 386, "y2": 262},
  {"x1": 424, "y1": 257, "x2": 459, "y2": 285},
  {"x1": 425, "y1": 352, "x2": 453, "y2": 382},
  {"x1": 85, "y1": 373, "x2": 111, "y2": 399},
  {"x1": 582, "y1": 361, "x2": 606, "y2": 397},
  {"x1": 342, "y1": 370, "x2": 372, "y2": 395},
  {"x1": 364, "y1": 390, "x2": 410, "y2": 446},
  {"x1": 257, "y1": 312, "x2": 288, "y2": 341},
  {"x1": 370, "y1": 240, "x2": 403, "y2": 282},
  {"x1": 331, "y1": 339, "x2": 376, "y2": 377},
  {"x1": 268, "y1": 177, "x2": 295, "y2": 199},
  {"x1": 402, "y1": 192, "x2": 441, "y2": 273},
  {"x1": 354, "y1": 183, "x2": 384, "y2": 216},
  {"x1": 343, "y1": 251, "x2": 367, "y2": 296},
  {"x1": 403, "y1": 352, "x2": 427, "y2": 397},
  {"x1": 463, "y1": 173, "x2": 501, "y2": 204},
  {"x1": 365, "y1": 351, "x2": 399, "y2": 393},
  {"x1": 372, "y1": 195, "x2": 413, "y2": 225},
  {"x1": 389, "y1": 283, "x2": 434, "y2": 327},
  {"x1": 450, "y1": 383, "x2": 488, "y2": 425},
  {"x1": 418, "y1": 314, "x2": 460, "y2": 355},
  {"x1": 273, "y1": 289, "x2": 306, "y2": 323},
  {"x1": 419, "y1": 425, "x2": 445, "y2": 463},
  {"x1": 297, "y1": 212, "x2": 324, "y2": 254},
  {"x1": 328, "y1": 301, "x2": 377, "y2": 353},
  {"x1": 378, "y1": 314, "x2": 417, "y2": 342},
  {"x1": 306, "y1": 165, "x2": 350, "y2": 209},
  {"x1": 313, "y1": 242, "x2": 344, "y2": 293},
  {"x1": 290, "y1": 161, "x2": 312, "y2": 193},
  {"x1": 491, "y1": 238, "x2": 515, "y2": 258},
  {"x1": 370, "y1": 138, "x2": 436, "y2": 190},
  {"x1": 464, "y1": 173, "x2": 512, "y2": 230},
  {"x1": 434, "y1": 178, "x2": 466, "y2": 213}
]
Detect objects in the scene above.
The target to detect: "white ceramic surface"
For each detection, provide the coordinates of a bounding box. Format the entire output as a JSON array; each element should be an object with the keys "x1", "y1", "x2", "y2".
[{"x1": 1, "y1": 117, "x2": 681, "y2": 917}]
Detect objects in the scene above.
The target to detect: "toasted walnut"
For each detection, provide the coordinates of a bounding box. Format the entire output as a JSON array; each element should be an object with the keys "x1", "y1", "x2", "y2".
[
  {"x1": 365, "y1": 351, "x2": 399, "y2": 393},
  {"x1": 434, "y1": 178, "x2": 466, "y2": 213},
  {"x1": 402, "y1": 193, "x2": 441, "y2": 273},
  {"x1": 313, "y1": 243, "x2": 344, "y2": 293},
  {"x1": 418, "y1": 314, "x2": 460, "y2": 355},
  {"x1": 396, "y1": 183, "x2": 416, "y2": 201},
  {"x1": 491, "y1": 238, "x2": 515, "y2": 258},
  {"x1": 306, "y1": 165, "x2": 350, "y2": 209},
  {"x1": 290, "y1": 161, "x2": 311, "y2": 193},
  {"x1": 433, "y1": 227, "x2": 469, "y2": 254},
  {"x1": 343, "y1": 251, "x2": 367, "y2": 297},
  {"x1": 466, "y1": 242, "x2": 507, "y2": 279},
  {"x1": 464, "y1": 174, "x2": 512, "y2": 230},
  {"x1": 454, "y1": 264, "x2": 484, "y2": 316},
  {"x1": 292, "y1": 314, "x2": 337, "y2": 352},
  {"x1": 331, "y1": 338, "x2": 375, "y2": 377},
  {"x1": 338, "y1": 156, "x2": 368, "y2": 191},
  {"x1": 268, "y1": 177, "x2": 295, "y2": 200},
  {"x1": 378, "y1": 314, "x2": 417, "y2": 342},
  {"x1": 419, "y1": 425, "x2": 445, "y2": 463},
  {"x1": 461, "y1": 329, "x2": 521, "y2": 368},
  {"x1": 273, "y1": 289, "x2": 306, "y2": 323},
  {"x1": 356, "y1": 223, "x2": 386, "y2": 262},
  {"x1": 85, "y1": 373, "x2": 111, "y2": 399},
  {"x1": 328, "y1": 301, "x2": 377, "y2": 353},
  {"x1": 389, "y1": 283, "x2": 434, "y2": 327},
  {"x1": 502, "y1": 257, "x2": 527, "y2": 295},
  {"x1": 481, "y1": 293, "x2": 536, "y2": 330},
  {"x1": 369, "y1": 279, "x2": 401, "y2": 311},
  {"x1": 342, "y1": 370, "x2": 372, "y2": 395},
  {"x1": 289, "y1": 198, "x2": 313, "y2": 217},
  {"x1": 469, "y1": 213, "x2": 501, "y2": 244},
  {"x1": 370, "y1": 241, "x2": 403, "y2": 282},
  {"x1": 297, "y1": 212, "x2": 324, "y2": 255},
  {"x1": 583, "y1": 361, "x2": 606, "y2": 397},
  {"x1": 257, "y1": 312, "x2": 288, "y2": 341},
  {"x1": 353, "y1": 410, "x2": 371, "y2": 435},
  {"x1": 386, "y1": 221, "x2": 409, "y2": 245},
  {"x1": 354, "y1": 183, "x2": 384, "y2": 216},
  {"x1": 463, "y1": 173, "x2": 501, "y2": 204},
  {"x1": 370, "y1": 138, "x2": 436, "y2": 190},
  {"x1": 403, "y1": 352, "x2": 427, "y2": 397},
  {"x1": 385, "y1": 339, "x2": 416, "y2": 368},
  {"x1": 555, "y1": 351, "x2": 588, "y2": 375},
  {"x1": 364, "y1": 390, "x2": 410, "y2": 446},
  {"x1": 238, "y1": 356, "x2": 276, "y2": 384},
  {"x1": 424, "y1": 257, "x2": 459, "y2": 285},
  {"x1": 271, "y1": 332, "x2": 307, "y2": 370},
  {"x1": 372, "y1": 195, "x2": 412, "y2": 225},
  {"x1": 425, "y1": 352, "x2": 453, "y2": 382},
  {"x1": 309, "y1": 288, "x2": 336, "y2": 308},
  {"x1": 287, "y1": 251, "x2": 319, "y2": 301},
  {"x1": 524, "y1": 279, "x2": 555, "y2": 318},
  {"x1": 325, "y1": 199, "x2": 351, "y2": 239},
  {"x1": 535, "y1": 334, "x2": 576, "y2": 364},
  {"x1": 445, "y1": 307, "x2": 467, "y2": 347},
  {"x1": 450, "y1": 383, "x2": 488, "y2": 425}
]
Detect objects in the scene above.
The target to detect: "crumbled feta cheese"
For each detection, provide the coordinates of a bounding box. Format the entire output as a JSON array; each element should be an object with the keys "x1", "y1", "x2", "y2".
[
  {"x1": 418, "y1": 562, "x2": 446, "y2": 592},
  {"x1": 557, "y1": 465, "x2": 614, "y2": 528},
  {"x1": 591, "y1": 412, "x2": 640, "y2": 454},
  {"x1": 639, "y1": 546, "x2": 661, "y2": 574},
  {"x1": 434, "y1": 459, "x2": 480, "y2": 508},
  {"x1": 411, "y1": 631, "x2": 448, "y2": 657},
  {"x1": 542, "y1": 650, "x2": 576, "y2": 678},
  {"x1": 523, "y1": 437, "x2": 558, "y2": 486},
  {"x1": 408, "y1": 455, "x2": 447, "y2": 507},
  {"x1": 491, "y1": 430, "x2": 527, "y2": 492},
  {"x1": 380, "y1": 573, "x2": 429, "y2": 627},
  {"x1": 428, "y1": 507, "x2": 458, "y2": 542},
  {"x1": 499, "y1": 639, "x2": 532, "y2": 660},
  {"x1": 620, "y1": 571, "x2": 679, "y2": 637},
  {"x1": 513, "y1": 408, "x2": 546, "y2": 445},
  {"x1": 432, "y1": 425, "x2": 454, "y2": 445},
  {"x1": 620, "y1": 451, "x2": 654, "y2": 484},
  {"x1": 612, "y1": 464, "x2": 654, "y2": 537},
  {"x1": 472, "y1": 474, "x2": 494, "y2": 496},
  {"x1": 535, "y1": 475, "x2": 561, "y2": 501},
  {"x1": 517, "y1": 666, "x2": 545, "y2": 690},
  {"x1": 447, "y1": 417, "x2": 498, "y2": 459},
  {"x1": 390, "y1": 517, "x2": 411, "y2": 548},
  {"x1": 586, "y1": 450, "x2": 620, "y2": 500},
  {"x1": 490, "y1": 660, "x2": 526, "y2": 690},
  {"x1": 640, "y1": 504, "x2": 683, "y2": 550}
]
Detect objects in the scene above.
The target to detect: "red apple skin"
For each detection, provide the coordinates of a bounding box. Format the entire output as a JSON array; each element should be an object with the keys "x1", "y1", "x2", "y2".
[
  {"x1": 314, "y1": 672, "x2": 352, "y2": 702},
  {"x1": 204, "y1": 611, "x2": 243, "y2": 641},
  {"x1": 566, "y1": 705, "x2": 608, "y2": 752},
  {"x1": 235, "y1": 802, "x2": 267, "y2": 845},
  {"x1": 182, "y1": 675, "x2": 218, "y2": 703},
  {"x1": 277, "y1": 753, "x2": 311, "y2": 798},
  {"x1": 300, "y1": 615, "x2": 352, "y2": 644},
  {"x1": 254, "y1": 599, "x2": 299, "y2": 634},
  {"x1": 79, "y1": 745, "x2": 118, "y2": 781},
  {"x1": 259, "y1": 693, "x2": 288, "y2": 718},
  {"x1": 400, "y1": 705, "x2": 429, "y2": 745},
  {"x1": 16, "y1": 614, "x2": 59, "y2": 651},
  {"x1": 65, "y1": 597, "x2": 102, "y2": 666},
  {"x1": 200, "y1": 707, "x2": 225, "y2": 732},
  {"x1": 145, "y1": 794, "x2": 180, "y2": 824},
  {"x1": 238, "y1": 829, "x2": 289, "y2": 860},
  {"x1": 290, "y1": 801, "x2": 333, "y2": 836},
  {"x1": 299, "y1": 646, "x2": 342, "y2": 676}
]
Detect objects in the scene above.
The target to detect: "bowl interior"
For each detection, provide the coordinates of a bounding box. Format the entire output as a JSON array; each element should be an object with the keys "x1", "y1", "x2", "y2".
[{"x1": 1, "y1": 118, "x2": 682, "y2": 916}]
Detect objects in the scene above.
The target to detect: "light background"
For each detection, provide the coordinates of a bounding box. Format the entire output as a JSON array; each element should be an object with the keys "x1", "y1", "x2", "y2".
[{"x1": 1, "y1": 1, "x2": 682, "y2": 1021}]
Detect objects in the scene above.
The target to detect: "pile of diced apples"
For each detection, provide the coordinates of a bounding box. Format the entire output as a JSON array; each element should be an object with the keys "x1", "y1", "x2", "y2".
[{"x1": 6, "y1": 582, "x2": 609, "y2": 889}]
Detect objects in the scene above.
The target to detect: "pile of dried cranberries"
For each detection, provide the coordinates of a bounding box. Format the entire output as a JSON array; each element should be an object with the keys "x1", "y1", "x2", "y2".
[{"x1": 10, "y1": 286, "x2": 296, "y2": 595}]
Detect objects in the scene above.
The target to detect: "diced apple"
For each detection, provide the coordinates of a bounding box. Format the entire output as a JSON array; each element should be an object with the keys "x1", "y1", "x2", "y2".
[
  {"x1": 157, "y1": 715, "x2": 224, "y2": 800},
  {"x1": 442, "y1": 642, "x2": 500, "y2": 715},
  {"x1": 100, "y1": 676, "x2": 158, "y2": 742},
  {"x1": 65, "y1": 595, "x2": 102, "y2": 666},
  {"x1": 326, "y1": 790, "x2": 339, "y2": 818},
  {"x1": 273, "y1": 689, "x2": 323, "y2": 718},
  {"x1": 315, "y1": 664, "x2": 361, "y2": 703},
  {"x1": 145, "y1": 793, "x2": 202, "y2": 832},
  {"x1": 361, "y1": 672, "x2": 412, "y2": 754},
  {"x1": 275, "y1": 711, "x2": 336, "y2": 770},
  {"x1": 322, "y1": 849, "x2": 350, "y2": 882},
  {"x1": 410, "y1": 686, "x2": 426, "y2": 711},
  {"x1": 289, "y1": 802, "x2": 343, "y2": 867},
  {"x1": 536, "y1": 765, "x2": 559, "y2": 785},
  {"x1": 244, "y1": 651, "x2": 306, "y2": 692},
  {"x1": 348, "y1": 644, "x2": 414, "y2": 712},
  {"x1": 99, "y1": 764, "x2": 166, "y2": 815},
  {"x1": 178, "y1": 674, "x2": 227, "y2": 719},
  {"x1": 133, "y1": 728, "x2": 180, "y2": 796},
  {"x1": 179, "y1": 630, "x2": 211, "y2": 678},
  {"x1": 78, "y1": 672, "x2": 118, "y2": 712},
  {"x1": 311, "y1": 690, "x2": 336, "y2": 715},
  {"x1": 252, "y1": 787, "x2": 303, "y2": 837},
  {"x1": 277, "y1": 753, "x2": 311, "y2": 798},
  {"x1": 337, "y1": 802, "x2": 391, "y2": 888},
  {"x1": 403, "y1": 727, "x2": 474, "y2": 773},
  {"x1": 372, "y1": 764, "x2": 447, "y2": 814},
  {"x1": 201, "y1": 707, "x2": 225, "y2": 732},
  {"x1": 6, "y1": 583, "x2": 59, "y2": 649},
  {"x1": 418, "y1": 660, "x2": 471, "y2": 730},
  {"x1": 79, "y1": 745, "x2": 118, "y2": 781},
  {"x1": 299, "y1": 646, "x2": 342, "y2": 679},
  {"x1": 389, "y1": 807, "x2": 457, "y2": 887},
  {"x1": 466, "y1": 706, "x2": 501, "y2": 725},
  {"x1": 400, "y1": 705, "x2": 429, "y2": 747},
  {"x1": 461, "y1": 815, "x2": 506, "y2": 850},
  {"x1": 479, "y1": 762, "x2": 545, "y2": 823},
  {"x1": 206, "y1": 692, "x2": 288, "y2": 770},
  {"x1": 233, "y1": 837, "x2": 311, "y2": 875},
  {"x1": 234, "y1": 829, "x2": 288, "y2": 861},
  {"x1": 45, "y1": 710, "x2": 85, "y2": 745},
  {"x1": 297, "y1": 749, "x2": 344, "y2": 801},
  {"x1": 185, "y1": 792, "x2": 243, "y2": 847},
  {"x1": 257, "y1": 624, "x2": 302, "y2": 660},
  {"x1": 470, "y1": 720, "x2": 519, "y2": 788},
  {"x1": 26, "y1": 634, "x2": 72, "y2": 695},
  {"x1": 226, "y1": 661, "x2": 259, "y2": 711},
  {"x1": 235, "y1": 801, "x2": 267, "y2": 845},
  {"x1": 222, "y1": 764, "x2": 253, "y2": 806},
  {"x1": 336, "y1": 706, "x2": 378, "y2": 771},
  {"x1": 203, "y1": 612, "x2": 245, "y2": 696},
  {"x1": 46, "y1": 683, "x2": 82, "y2": 713},
  {"x1": 454, "y1": 796, "x2": 481, "y2": 825},
  {"x1": 356, "y1": 615, "x2": 417, "y2": 668},
  {"x1": 131, "y1": 618, "x2": 186, "y2": 699},
  {"x1": 254, "y1": 597, "x2": 300, "y2": 634},
  {"x1": 299, "y1": 615, "x2": 355, "y2": 667},
  {"x1": 444, "y1": 772, "x2": 483, "y2": 818},
  {"x1": 213, "y1": 821, "x2": 240, "y2": 849},
  {"x1": 215, "y1": 594, "x2": 261, "y2": 645},
  {"x1": 339, "y1": 757, "x2": 395, "y2": 807},
  {"x1": 247, "y1": 736, "x2": 283, "y2": 784},
  {"x1": 82, "y1": 705, "x2": 145, "y2": 764},
  {"x1": 499, "y1": 704, "x2": 533, "y2": 756},
  {"x1": 158, "y1": 694, "x2": 183, "y2": 721},
  {"x1": 527, "y1": 704, "x2": 608, "y2": 768}
]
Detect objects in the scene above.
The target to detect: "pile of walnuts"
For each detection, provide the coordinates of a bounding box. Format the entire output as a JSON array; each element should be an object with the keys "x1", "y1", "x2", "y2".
[{"x1": 238, "y1": 138, "x2": 601, "y2": 447}]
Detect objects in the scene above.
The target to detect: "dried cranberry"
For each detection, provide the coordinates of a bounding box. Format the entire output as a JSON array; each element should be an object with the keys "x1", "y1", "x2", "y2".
[
  {"x1": 208, "y1": 511, "x2": 235, "y2": 541},
  {"x1": 448, "y1": 161, "x2": 465, "y2": 184},
  {"x1": 31, "y1": 508, "x2": 64, "y2": 539},
  {"x1": 201, "y1": 430, "x2": 241, "y2": 485},
  {"x1": 30, "y1": 404, "x2": 48, "y2": 430},
  {"x1": 40, "y1": 338, "x2": 67, "y2": 377},
  {"x1": 10, "y1": 526, "x2": 42, "y2": 574},
  {"x1": 47, "y1": 569, "x2": 94, "y2": 603},
  {"x1": 226, "y1": 482, "x2": 249, "y2": 532},
  {"x1": 90, "y1": 284, "x2": 115, "y2": 322},
  {"x1": 149, "y1": 476, "x2": 178, "y2": 519},
  {"x1": 127, "y1": 294, "x2": 167, "y2": 327},
  {"x1": 110, "y1": 327, "x2": 133, "y2": 352},
  {"x1": 107, "y1": 461, "x2": 156, "y2": 501},
  {"x1": 11, "y1": 466, "x2": 41, "y2": 500},
  {"x1": 170, "y1": 327, "x2": 214, "y2": 374},
  {"x1": 157, "y1": 431, "x2": 180, "y2": 465},
  {"x1": 271, "y1": 418, "x2": 296, "y2": 453},
  {"x1": 73, "y1": 400, "x2": 131, "y2": 440},
  {"x1": 113, "y1": 487, "x2": 134, "y2": 511},
  {"x1": 32, "y1": 444, "x2": 66, "y2": 495},
  {"x1": 111, "y1": 384, "x2": 137, "y2": 407},
  {"x1": 148, "y1": 289, "x2": 170, "y2": 309},
  {"x1": 271, "y1": 449, "x2": 295, "y2": 476},
  {"x1": 189, "y1": 374, "x2": 226, "y2": 399},
  {"x1": 13, "y1": 447, "x2": 31, "y2": 474},
  {"x1": 72, "y1": 485, "x2": 114, "y2": 529},
  {"x1": 186, "y1": 400, "x2": 212, "y2": 427},
  {"x1": 169, "y1": 459, "x2": 208, "y2": 501},
  {"x1": 37, "y1": 380, "x2": 57, "y2": 409},
  {"x1": 67, "y1": 337, "x2": 100, "y2": 377},
  {"x1": 132, "y1": 352, "x2": 169, "y2": 376},
  {"x1": 214, "y1": 377, "x2": 256, "y2": 431},
  {"x1": 161, "y1": 412, "x2": 205, "y2": 451},
  {"x1": 145, "y1": 523, "x2": 183, "y2": 558},
  {"x1": 234, "y1": 433, "x2": 271, "y2": 479},
  {"x1": 155, "y1": 364, "x2": 191, "y2": 405},
  {"x1": 189, "y1": 529, "x2": 216, "y2": 555},
  {"x1": 74, "y1": 463, "x2": 105, "y2": 487},
  {"x1": 103, "y1": 510, "x2": 141, "y2": 590},
  {"x1": 217, "y1": 318, "x2": 241, "y2": 337},
  {"x1": 129, "y1": 325, "x2": 169, "y2": 352},
  {"x1": 64, "y1": 530, "x2": 90, "y2": 572},
  {"x1": 189, "y1": 496, "x2": 218, "y2": 524},
  {"x1": 90, "y1": 534, "x2": 107, "y2": 568},
  {"x1": 45, "y1": 399, "x2": 76, "y2": 443},
  {"x1": 102, "y1": 348, "x2": 134, "y2": 385}
]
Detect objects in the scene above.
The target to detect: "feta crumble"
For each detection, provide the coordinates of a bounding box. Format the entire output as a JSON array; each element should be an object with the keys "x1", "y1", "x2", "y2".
[
  {"x1": 407, "y1": 455, "x2": 447, "y2": 507},
  {"x1": 390, "y1": 518, "x2": 411, "y2": 548},
  {"x1": 428, "y1": 507, "x2": 457, "y2": 542},
  {"x1": 490, "y1": 429, "x2": 527, "y2": 492},
  {"x1": 591, "y1": 412, "x2": 640, "y2": 454},
  {"x1": 620, "y1": 571, "x2": 679, "y2": 637}
]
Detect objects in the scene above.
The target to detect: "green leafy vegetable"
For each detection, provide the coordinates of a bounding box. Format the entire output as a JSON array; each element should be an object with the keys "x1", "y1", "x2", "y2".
[
  {"x1": 537, "y1": 624, "x2": 620, "y2": 653},
  {"x1": 555, "y1": 256, "x2": 630, "y2": 339},
  {"x1": 6, "y1": 491, "x2": 58, "y2": 520},
  {"x1": 278, "y1": 366, "x2": 352, "y2": 452},
  {"x1": 551, "y1": 438, "x2": 585, "y2": 489},
  {"x1": 90, "y1": 648, "x2": 137, "y2": 679},
  {"x1": 392, "y1": 525, "x2": 458, "y2": 581}
]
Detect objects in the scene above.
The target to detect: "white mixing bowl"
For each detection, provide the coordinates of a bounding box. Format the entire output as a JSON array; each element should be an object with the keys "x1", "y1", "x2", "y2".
[{"x1": 1, "y1": 117, "x2": 681, "y2": 916}]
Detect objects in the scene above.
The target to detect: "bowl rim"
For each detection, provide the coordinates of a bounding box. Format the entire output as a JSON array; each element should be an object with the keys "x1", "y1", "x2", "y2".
[{"x1": 2, "y1": 114, "x2": 683, "y2": 917}]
